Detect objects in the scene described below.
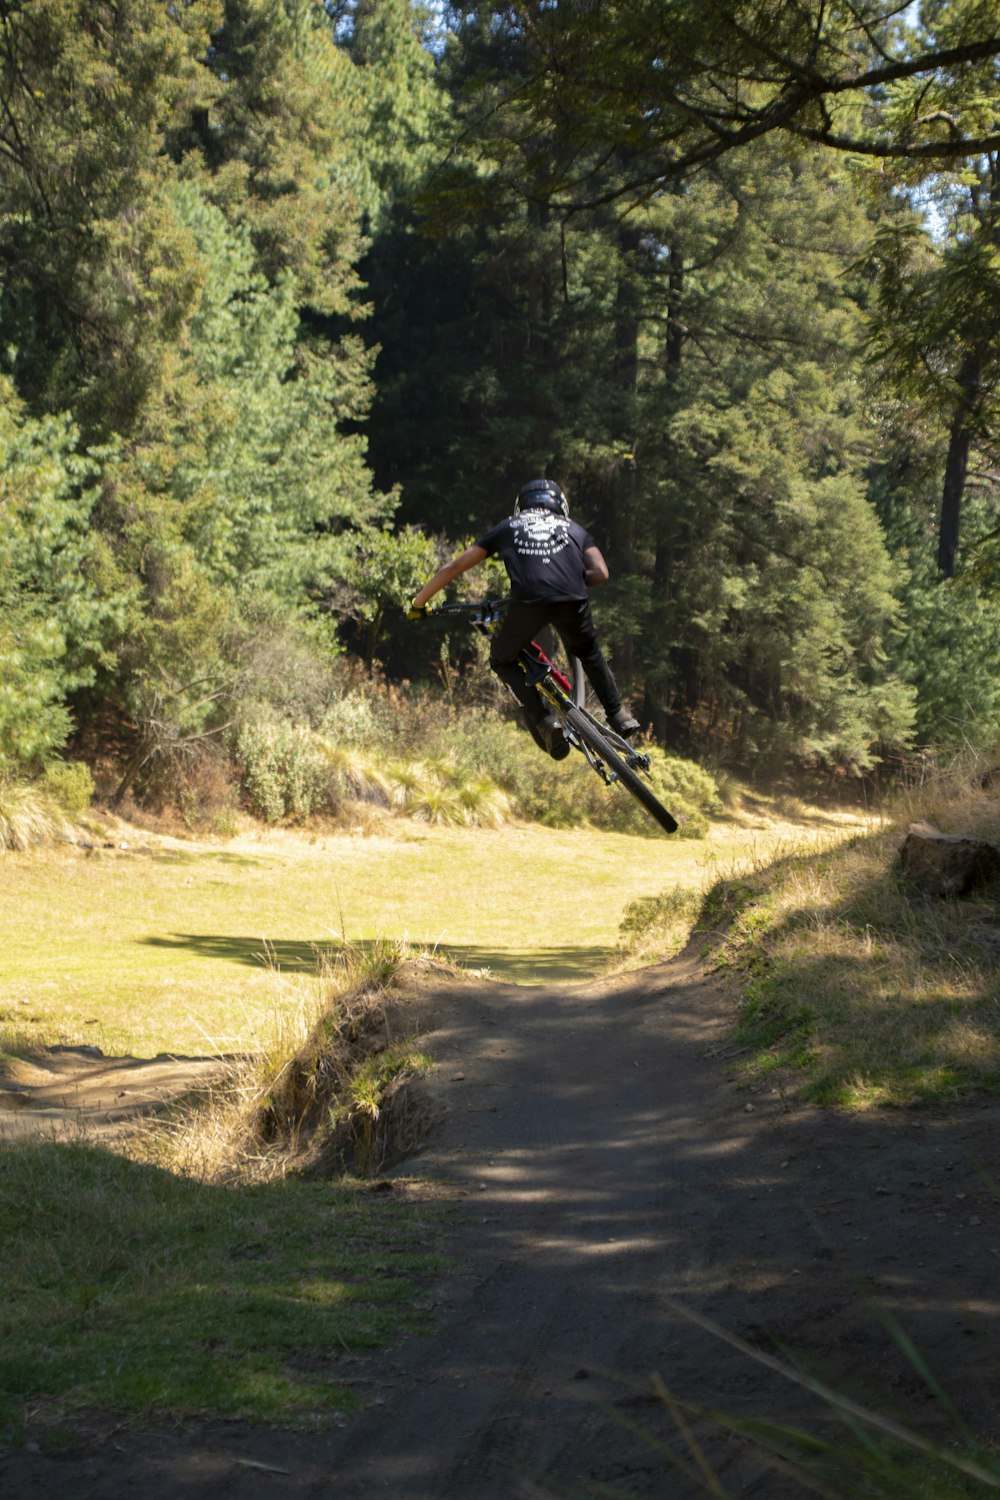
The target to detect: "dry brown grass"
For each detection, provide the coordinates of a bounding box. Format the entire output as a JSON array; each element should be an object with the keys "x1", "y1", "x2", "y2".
[
  {"x1": 0, "y1": 779, "x2": 70, "y2": 851},
  {"x1": 143, "y1": 941, "x2": 437, "y2": 1184},
  {"x1": 706, "y1": 756, "x2": 1000, "y2": 1108}
]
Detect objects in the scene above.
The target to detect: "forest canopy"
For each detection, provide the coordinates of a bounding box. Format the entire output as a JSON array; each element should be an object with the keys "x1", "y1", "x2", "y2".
[{"x1": 1, "y1": 0, "x2": 999, "y2": 800}]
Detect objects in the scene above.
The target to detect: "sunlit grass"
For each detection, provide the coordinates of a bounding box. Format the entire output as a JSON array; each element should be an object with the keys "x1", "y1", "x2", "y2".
[
  {"x1": 707, "y1": 821, "x2": 1000, "y2": 1108},
  {"x1": 1, "y1": 804, "x2": 867, "y2": 1058}
]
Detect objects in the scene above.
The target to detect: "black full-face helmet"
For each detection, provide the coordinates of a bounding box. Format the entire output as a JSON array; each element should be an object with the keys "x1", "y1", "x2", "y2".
[{"x1": 513, "y1": 478, "x2": 570, "y2": 519}]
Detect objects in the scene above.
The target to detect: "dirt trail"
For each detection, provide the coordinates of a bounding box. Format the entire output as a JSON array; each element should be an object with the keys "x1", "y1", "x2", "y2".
[{"x1": 4, "y1": 951, "x2": 1000, "y2": 1498}]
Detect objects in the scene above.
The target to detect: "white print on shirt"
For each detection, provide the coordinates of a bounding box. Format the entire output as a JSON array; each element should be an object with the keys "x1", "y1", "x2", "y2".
[{"x1": 511, "y1": 510, "x2": 571, "y2": 562}]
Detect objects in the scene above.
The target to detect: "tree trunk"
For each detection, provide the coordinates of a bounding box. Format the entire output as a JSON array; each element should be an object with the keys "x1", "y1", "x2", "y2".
[
  {"x1": 611, "y1": 224, "x2": 641, "y2": 568},
  {"x1": 938, "y1": 347, "x2": 982, "y2": 577}
]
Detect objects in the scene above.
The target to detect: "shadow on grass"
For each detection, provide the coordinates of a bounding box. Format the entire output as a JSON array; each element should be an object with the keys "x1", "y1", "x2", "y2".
[
  {"x1": 140, "y1": 930, "x2": 611, "y2": 990},
  {"x1": 140, "y1": 934, "x2": 612, "y2": 985},
  {"x1": 140, "y1": 934, "x2": 342, "y2": 973},
  {"x1": 0, "y1": 1139, "x2": 442, "y2": 1443},
  {"x1": 433, "y1": 944, "x2": 612, "y2": 984}
]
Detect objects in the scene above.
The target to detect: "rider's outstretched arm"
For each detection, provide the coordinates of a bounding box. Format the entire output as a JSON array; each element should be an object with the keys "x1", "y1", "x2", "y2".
[
  {"x1": 412, "y1": 545, "x2": 487, "y2": 608},
  {"x1": 583, "y1": 546, "x2": 609, "y2": 587}
]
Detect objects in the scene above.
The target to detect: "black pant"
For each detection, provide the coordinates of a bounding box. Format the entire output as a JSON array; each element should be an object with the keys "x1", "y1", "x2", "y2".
[{"x1": 489, "y1": 598, "x2": 622, "y2": 724}]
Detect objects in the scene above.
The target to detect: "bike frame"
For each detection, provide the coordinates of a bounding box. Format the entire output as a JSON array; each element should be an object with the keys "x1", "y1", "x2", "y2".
[{"x1": 430, "y1": 599, "x2": 654, "y2": 792}]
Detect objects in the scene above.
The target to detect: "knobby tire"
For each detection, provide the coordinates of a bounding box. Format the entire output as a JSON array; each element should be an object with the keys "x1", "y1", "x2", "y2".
[{"x1": 562, "y1": 704, "x2": 678, "y2": 835}]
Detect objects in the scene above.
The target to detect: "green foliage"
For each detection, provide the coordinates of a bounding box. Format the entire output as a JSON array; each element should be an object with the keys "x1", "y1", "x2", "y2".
[
  {"x1": 341, "y1": 525, "x2": 441, "y2": 665},
  {"x1": 2, "y1": 0, "x2": 997, "y2": 796},
  {"x1": 0, "y1": 0, "x2": 391, "y2": 796},
  {"x1": 233, "y1": 710, "x2": 516, "y2": 827},
  {"x1": 0, "y1": 380, "x2": 123, "y2": 768},
  {"x1": 118, "y1": 179, "x2": 385, "y2": 596},
  {"x1": 193, "y1": 0, "x2": 370, "y2": 315},
  {"x1": 231, "y1": 692, "x2": 719, "y2": 837},
  {"x1": 370, "y1": 55, "x2": 916, "y2": 767},
  {"x1": 348, "y1": 0, "x2": 449, "y2": 222},
  {"x1": 347, "y1": 1047, "x2": 432, "y2": 1121},
  {"x1": 866, "y1": 162, "x2": 1000, "y2": 575},
  {"x1": 878, "y1": 491, "x2": 1000, "y2": 751},
  {"x1": 0, "y1": 0, "x2": 221, "y2": 434},
  {"x1": 41, "y1": 762, "x2": 95, "y2": 816},
  {"x1": 445, "y1": 0, "x2": 1000, "y2": 197},
  {"x1": 443, "y1": 710, "x2": 719, "y2": 836}
]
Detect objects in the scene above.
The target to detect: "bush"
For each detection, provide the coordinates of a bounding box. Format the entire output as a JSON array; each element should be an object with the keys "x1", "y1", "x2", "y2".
[
  {"x1": 41, "y1": 760, "x2": 94, "y2": 815},
  {"x1": 232, "y1": 693, "x2": 722, "y2": 837},
  {"x1": 452, "y1": 722, "x2": 720, "y2": 838},
  {"x1": 235, "y1": 720, "x2": 331, "y2": 822}
]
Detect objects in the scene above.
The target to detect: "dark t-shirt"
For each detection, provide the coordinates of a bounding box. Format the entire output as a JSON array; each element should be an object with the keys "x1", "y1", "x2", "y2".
[{"x1": 476, "y1": 513, "x2": 597, "y2": 604}]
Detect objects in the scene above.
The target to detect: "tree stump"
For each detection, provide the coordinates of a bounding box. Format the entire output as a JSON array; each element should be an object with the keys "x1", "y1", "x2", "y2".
[{"x1": 899, "y1": 821, "x2": 1000, "y2": 897}]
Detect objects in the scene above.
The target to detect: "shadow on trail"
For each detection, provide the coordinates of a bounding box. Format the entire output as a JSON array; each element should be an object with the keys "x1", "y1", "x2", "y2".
[
  {"x1": 327, "y1": 959, "x2": 1000, "y2": 1498},
  {"x1": 4, "y1": 956, "x2": 1000, "y2": 1499}
]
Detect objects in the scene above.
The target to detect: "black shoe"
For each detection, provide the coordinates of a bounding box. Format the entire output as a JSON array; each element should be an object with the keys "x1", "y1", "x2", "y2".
[
  {"x1": 607, "y1": 707, "x2": 640, "y2": 739},
  {"x1": 538, "y1": 713, "x2": 571, "y2": 760}
]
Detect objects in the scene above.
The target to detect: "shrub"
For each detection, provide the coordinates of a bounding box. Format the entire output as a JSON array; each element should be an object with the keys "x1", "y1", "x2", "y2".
[
  {"x1": 232, "y1": 697, "x2": 720, "y2": 838},
  {"x1": 41, "y1": 760, "x2": 94, "y2": 815},
  {"x1": 235, "y1": 719, "x2": 330, "y2": 822}
]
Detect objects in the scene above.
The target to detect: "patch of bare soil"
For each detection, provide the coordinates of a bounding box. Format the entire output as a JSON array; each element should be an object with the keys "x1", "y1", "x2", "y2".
[
  {"x1": 3, "y1": 952, "x2": 1000, "y2": 1499},
  {"x1": 0, "y1": 1048, "x2": 227, "y2": 1141}
]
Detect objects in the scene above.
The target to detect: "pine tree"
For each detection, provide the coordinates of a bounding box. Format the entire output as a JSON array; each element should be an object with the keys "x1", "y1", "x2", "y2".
[
  {"x1": 0, "y1": 379, "x2": 123, "y2": 767},
  {"x1": 0, "y1": 0, "x2": 221, "y2": 436},
  {"x1": 370, "y1": 12, "x2": 916, "y2": 766}
]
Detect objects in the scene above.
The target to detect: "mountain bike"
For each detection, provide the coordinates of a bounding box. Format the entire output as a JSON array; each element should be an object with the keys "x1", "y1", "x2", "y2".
[{"x1": 416, "y1": 599, "x2": 678, "y2": 835}]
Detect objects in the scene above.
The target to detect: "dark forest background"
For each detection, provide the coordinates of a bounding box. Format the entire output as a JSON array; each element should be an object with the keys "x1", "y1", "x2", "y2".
[{"x1": 3, "y1": 0, "x2": 999, "y2": 808}]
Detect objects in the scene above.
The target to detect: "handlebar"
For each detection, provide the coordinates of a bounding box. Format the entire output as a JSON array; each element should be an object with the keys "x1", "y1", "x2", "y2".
[
  {"x1": 409, "y1": 599, "x2": 507, "y2": 620},
  {"x1": 429, "y1": 599, "x2": 506, "y2": 616}
]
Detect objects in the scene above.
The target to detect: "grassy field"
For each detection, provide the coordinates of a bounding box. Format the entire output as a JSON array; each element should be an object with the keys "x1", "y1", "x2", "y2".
[
  {"x1": 0, "y1": 1141, "x2": 446, "y2": 1443},
  {"x1": 1, "y1": 803, "x2": 868, "y2": 1057},
  {"x1": 5, "y1": 785, "x2": 1000, "y2": 1458}
]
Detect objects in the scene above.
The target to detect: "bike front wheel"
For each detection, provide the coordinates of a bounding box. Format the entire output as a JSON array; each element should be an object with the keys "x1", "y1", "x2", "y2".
[{"x1": 563, "y1": 705, "x2": 678, "y2": 835}]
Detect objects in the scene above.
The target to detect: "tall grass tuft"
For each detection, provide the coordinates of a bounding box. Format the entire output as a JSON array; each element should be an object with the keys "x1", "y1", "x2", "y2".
[
  {"x1": 151, "y1": 937, "x2": 435, "y2": 1183},
  {"x1": 0, "y1": 777, "x2": 71, "y2": 852},
  {"x1": 619, "y1": 887, "x2": 705, "y2": 964},
  {"x1": 639, "y1": 1300, "x2": 1000, "y2": 1499}
]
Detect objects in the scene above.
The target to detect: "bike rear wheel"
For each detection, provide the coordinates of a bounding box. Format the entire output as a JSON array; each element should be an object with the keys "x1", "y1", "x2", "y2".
[{"x1": 563, "y1": 704, "x2": 678, "y2": 835}]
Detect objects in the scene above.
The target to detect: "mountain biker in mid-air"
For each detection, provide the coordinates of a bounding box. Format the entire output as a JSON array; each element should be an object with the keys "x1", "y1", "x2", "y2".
[{"x1": 410, "y1": 478, "x2": 640, "y2": 759}]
